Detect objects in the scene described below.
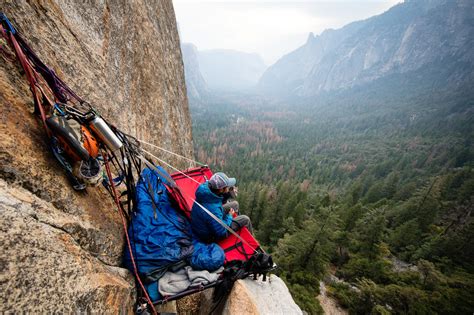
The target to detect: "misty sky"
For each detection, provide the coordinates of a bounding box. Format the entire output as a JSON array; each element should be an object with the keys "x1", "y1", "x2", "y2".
[{"x1": 173, "y1": 0, "x2": 403, "y2": 65}]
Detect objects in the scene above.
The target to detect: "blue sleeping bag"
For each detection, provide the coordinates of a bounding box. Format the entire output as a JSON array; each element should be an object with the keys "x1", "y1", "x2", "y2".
[{"x1": 123, "y1": 166, "x2": 224, "y2": 301}]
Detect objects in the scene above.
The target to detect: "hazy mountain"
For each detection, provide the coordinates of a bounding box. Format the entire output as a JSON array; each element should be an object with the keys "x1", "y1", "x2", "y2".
[
  {"x1": 198, "y1": 49, "x2": 267, "y2": 91},
  {"x1": 259, "y1": 0, "x2": 474, "y2": 98},
  {"x1": 181, "y1": 43, "x2": 209, "y2": 100}
]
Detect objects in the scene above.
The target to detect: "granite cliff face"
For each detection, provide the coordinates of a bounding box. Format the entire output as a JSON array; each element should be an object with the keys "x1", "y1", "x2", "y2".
[
  {"x1": 181, "y1": 43, "x2": 209, "y2": 101},
  {"x1": 258, "y1": 25, "x2": 364, "y2": 98},
  {"x1": 0, "y1": 0, "x2": 192, "y2": 312},
  {"x1": 199, "y1": 276, "x2": 303, "y2": 315},
  {"x1": 259, "y1": 0, "x2": 474, "y2": 98}
]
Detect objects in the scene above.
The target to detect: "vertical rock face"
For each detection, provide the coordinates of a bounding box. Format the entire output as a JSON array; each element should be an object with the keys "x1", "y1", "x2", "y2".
[
  {"x1": 0, "y1": 0, "x2": 192, "y2": 312},
  {"x1": 181, "y1": 43, "x2": 209, "y2": 101},
  {"x1": 258, "y1": 0, "x2": 474, "y2": 98},
  {"x1": 0, "y1": 179, "x2": 134, "y2": 313}
]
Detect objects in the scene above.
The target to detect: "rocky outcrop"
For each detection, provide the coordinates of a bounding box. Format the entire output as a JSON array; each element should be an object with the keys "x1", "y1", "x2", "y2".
[
  {"x1": 259, "y1": 0, "x2": 474, "y2": 98},
  {"x1": 198, "y1": 275, "x2": 303, "y2": 315},
  {"x1": 232, "y1": 276, "x2": 303, "y2": 315},
  {"x1": 1, "y1": 0, "x2": 192, "y2": 312},
  {"x1": 0, "y1": 179, "x2": 134, "y2": 313},
  {"x1": 181, "y1": 43, "x2": 209, "y2": 101}
]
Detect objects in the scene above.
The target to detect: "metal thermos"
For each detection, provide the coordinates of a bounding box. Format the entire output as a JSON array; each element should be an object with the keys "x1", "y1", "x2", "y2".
[{"x1": 89, "y1": 116, "x2": 123, "y2": 152}]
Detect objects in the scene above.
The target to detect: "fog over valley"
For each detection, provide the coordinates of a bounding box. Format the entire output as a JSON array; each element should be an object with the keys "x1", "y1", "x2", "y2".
[{"x1": 178, "y1": 0, "x2": 474, "y2": 313}]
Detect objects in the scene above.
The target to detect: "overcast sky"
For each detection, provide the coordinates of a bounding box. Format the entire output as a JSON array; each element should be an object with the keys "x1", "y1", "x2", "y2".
[{"x1": 173, "y1": 0, "x2": 403, "y2": 65}]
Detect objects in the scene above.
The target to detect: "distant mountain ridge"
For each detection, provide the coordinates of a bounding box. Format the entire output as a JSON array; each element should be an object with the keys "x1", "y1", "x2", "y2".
[
  {"x1": 198, "y1": 49, "x2": 267, "y2": 91},
  {"x1": 181, "y1": 45, "x2": 267, "y2": 97},
  {"x1": 181, "y1": 43, "x2": 209, "y2": 100},
  {"x1": 258, "y1": 0, "x2": 474, "y2": 98}
]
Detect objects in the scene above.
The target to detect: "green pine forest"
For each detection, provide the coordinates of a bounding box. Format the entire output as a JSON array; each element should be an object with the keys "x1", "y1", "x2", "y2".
[{"x1": 190, "y1": 75, "x2": 474, "y2": 314}]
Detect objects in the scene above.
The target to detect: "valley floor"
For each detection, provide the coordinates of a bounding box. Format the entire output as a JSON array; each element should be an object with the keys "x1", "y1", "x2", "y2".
[{"x1": 317, "y1": 281, "x2": 348, "y2": 315}]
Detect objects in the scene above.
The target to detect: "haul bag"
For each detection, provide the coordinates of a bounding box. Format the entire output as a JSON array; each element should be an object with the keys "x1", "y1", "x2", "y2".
[
  {"x1": 218, "y1": 227, "x2": 260, "y2": 263},
  {"x1": 46, "y1": 116, "x2": 90, "y2": 161}
]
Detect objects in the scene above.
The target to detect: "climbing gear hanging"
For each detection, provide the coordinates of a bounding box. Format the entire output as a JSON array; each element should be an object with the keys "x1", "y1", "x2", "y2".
[
  {"x1": 46, "y1": 114, "x2": 101, "y2": 161},
  {"x1": 74, "y1": 158, "x2": 103, "y2": 186},
  {"x1": 0, "y1": 14, "x2": 106, "y2": 191},
  {"x1": 0, "y1": 13, "x2": 159, "y2": 314},
  {"x1": 1, "y1": 13, "x2": 276, "y2": 314},
  {"x1": 88, "y1": 116, "x2": 124, "y2": 152}
]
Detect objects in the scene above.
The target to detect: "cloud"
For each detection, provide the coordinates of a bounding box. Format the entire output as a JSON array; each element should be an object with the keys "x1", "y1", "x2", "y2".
[
  {"x1": 175, "y1": 0, "x2": 400, "y2": 3},
  {"x1": 173, "y1": 1, "x2": 403, "y2": 65}
]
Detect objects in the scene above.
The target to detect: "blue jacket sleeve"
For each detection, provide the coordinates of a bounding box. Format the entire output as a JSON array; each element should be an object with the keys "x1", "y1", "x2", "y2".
[
  {"x1": 223, "y1": 212, "x2": 233, "y2": 226},
  {"x1": 206, "y1": 205, "x2": 228, "y2": 239}
]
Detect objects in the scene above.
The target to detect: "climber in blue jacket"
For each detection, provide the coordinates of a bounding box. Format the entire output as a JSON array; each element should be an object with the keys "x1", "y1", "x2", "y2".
[{"x1": 191, "y1": 172, "x2": 253, "y2": 243}]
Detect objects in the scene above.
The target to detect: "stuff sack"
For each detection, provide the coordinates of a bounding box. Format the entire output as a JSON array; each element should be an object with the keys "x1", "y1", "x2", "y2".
[{"x1": 123, "y1": 167, "x2": 194, "y2": 300}]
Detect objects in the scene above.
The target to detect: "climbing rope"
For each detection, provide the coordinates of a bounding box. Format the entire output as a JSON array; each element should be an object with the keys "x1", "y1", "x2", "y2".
[
  {"x1": 103, "y1": 154, "x2": 158, "y2": 315},
  {"x1": 137, "y1": 139, "x2": 206, "y2": 167},
  {"x1": 140, "y1": 148, "x2": 201, "y2": 185}
]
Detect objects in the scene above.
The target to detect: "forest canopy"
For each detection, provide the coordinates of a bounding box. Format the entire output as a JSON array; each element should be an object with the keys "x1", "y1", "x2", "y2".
[{"x1": 191, "y1": 79, "x2": 474, "y2": 314}]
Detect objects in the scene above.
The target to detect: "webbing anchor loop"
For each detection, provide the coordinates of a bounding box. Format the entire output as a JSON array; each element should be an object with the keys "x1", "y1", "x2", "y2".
[{"x1": 0, "y1": 13, "x2": 16, "y2": 34}]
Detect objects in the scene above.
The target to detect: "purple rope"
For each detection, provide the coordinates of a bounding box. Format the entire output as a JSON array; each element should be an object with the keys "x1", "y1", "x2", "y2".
[{"x1": 16, "y1": 33, "x2": 83, "y2": 103}]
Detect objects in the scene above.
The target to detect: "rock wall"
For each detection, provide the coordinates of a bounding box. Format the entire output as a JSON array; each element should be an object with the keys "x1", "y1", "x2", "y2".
[
  {"x1": 233, "y1": 276, "x2": 303, "y2": 315},
  {"x1": 0, "y1": 0, "x2": 192, "y2": 312},
  {"x1": 198, "y1": 275, "x2": 303, "y2": 315}
]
